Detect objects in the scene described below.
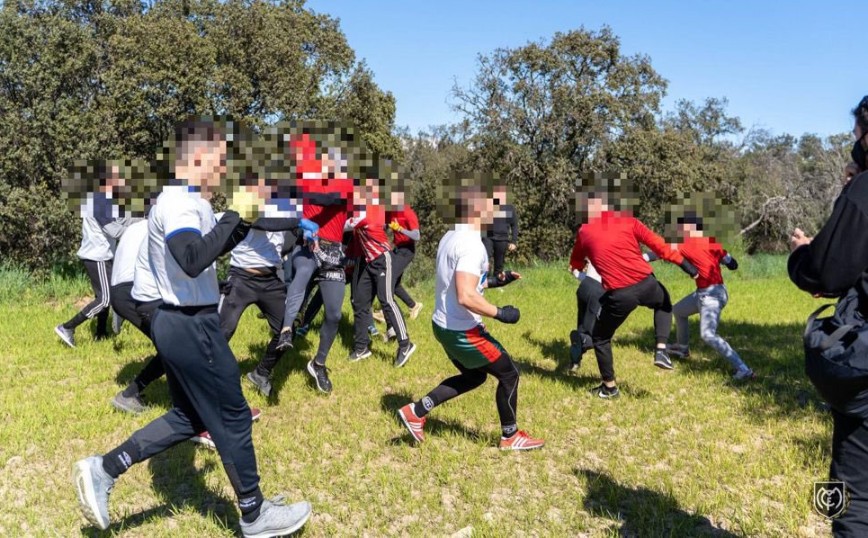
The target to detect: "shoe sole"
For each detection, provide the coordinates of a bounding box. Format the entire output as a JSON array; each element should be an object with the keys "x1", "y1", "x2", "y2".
[
  {"x1": 243, "y1": 502, "x2": 312, "y2": 538},
  {"x1": 55, "y1": 326, "x2": 75, "y2": 348},
  {"x1": 190, "y1": 436, "x2": 217, "y2": 450},
  {"x1": 72, "y1": 460, "x2": 109, "y2": 530},
  {"x1": 110, "y1": 395, "x2": 145, "y2": 415},
  {"x1": 410, "y1": 304, "x2": 423, "y2": 320},
  {"x1": 653, "y1": 360, "x2": 674, "y2": 370},
  {"x1": 394, "y1": 343, "x2": 417, "y2": 368},
  {"x1": 499, "y1": 442, "x2": 545, "y2": 451},
  {"x1": 246, "y1": 373, "x2": 272, "y2": 398},
  {"x1": 274, "y1": 335, "x2": 294, "y2": 352},
  {"x1": 306, "y1": 361, "x2": 331, "y2": 394},
  {"x1": 397, "y1": 407, "x2": 424, "y2": 443}
]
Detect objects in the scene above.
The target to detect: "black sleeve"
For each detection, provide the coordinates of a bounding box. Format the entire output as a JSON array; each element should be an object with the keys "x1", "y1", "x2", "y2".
[
  {"x1": 251, "y1": 217, "x2": 300, "y2": 232},
  {"x1": 788, "y1": 177, "x2": 868, "y2": 295},
  {"x1": 167, "y1": 211, "x2": 250, "y2": 278},
  {"x1": 307, "y1": 192, "x2": 346, "y2": 207},
  {"x1": 281, "y1": 231, "x2": 299, "y2": 257}
]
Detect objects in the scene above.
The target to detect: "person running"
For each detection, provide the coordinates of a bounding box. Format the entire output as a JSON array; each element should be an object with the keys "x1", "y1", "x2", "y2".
[
  {"x1": 108, "y1": 219, "x2": 167, "y2": 414},
  {"x1": 568, "y1": 257, "x2": 604, "y2": 372},
  {"x1": 481, "y1": 183, "x2": 518, "y2": 279},
  {"x1": 221, "y1": 180, "x2": 318, "y2": 400},
  {"x1": 56, "y1": 164, "x2": 130, "y2": 346},
  {"x1": 659, "y1": 213, "x2": 753, "y2": 380},
  {"x1": 386, "y1": 189, "x2": 423, "y2": 320},
  {"x1": 347, "y1": 180, "x2": 416, "y2": 367},
  {"x1": 72, "y1": 119, "x2": 311, "y2": 537},
  {"x1": 569, "y1": 190, "x2": 699, "y2": 398},
  {"x1": 397, "y1": 181, "x2": 543, "y2": 450},
  {"x1": 273, "y1": 136, "x2": 354, "y2": 394}
]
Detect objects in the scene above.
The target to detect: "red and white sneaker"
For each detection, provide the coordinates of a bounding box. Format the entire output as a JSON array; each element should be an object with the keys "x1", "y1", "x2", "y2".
[
  {"x1": 499, "y1": 430, "x2": 544, "y2": 451},
  {"x1": 397, "y1": 403, "x2": 426, "y2": 443},
  {"x1": 191, "y1": 408, "x2": 262, "y2": 450},
  {"x1": 190, "y1": 431, "x2": 216, "y2": 450}
]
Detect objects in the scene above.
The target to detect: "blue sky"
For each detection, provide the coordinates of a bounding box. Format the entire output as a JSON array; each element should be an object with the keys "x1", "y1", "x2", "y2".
[{"x1": 307, "y1": 0, "x2": 866, "y2": 139}]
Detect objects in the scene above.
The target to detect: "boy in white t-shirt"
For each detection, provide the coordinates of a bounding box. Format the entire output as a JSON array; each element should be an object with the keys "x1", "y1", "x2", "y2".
[{"x1": 397, "y1": 179, "x2": 544, "y2": 451}]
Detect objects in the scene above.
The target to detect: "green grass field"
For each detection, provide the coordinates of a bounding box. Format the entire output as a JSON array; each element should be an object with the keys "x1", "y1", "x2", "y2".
[{"x1": 0, "y1": 257, "x2": 837, "y2": 537}]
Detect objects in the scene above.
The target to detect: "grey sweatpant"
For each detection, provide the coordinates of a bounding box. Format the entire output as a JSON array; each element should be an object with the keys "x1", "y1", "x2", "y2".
[{"x1": 673, "y1": 284, "x2": 747, "y2": 371}]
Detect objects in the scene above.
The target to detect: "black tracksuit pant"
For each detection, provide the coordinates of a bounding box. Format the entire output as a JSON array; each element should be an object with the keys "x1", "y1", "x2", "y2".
[
  {"x1": 592, "y1": 274, "x2": 672, "y2": 382},
  {"x1": 830, "y1": 410, "x2": 868, "y2": 536},
  {"x1": 482, "y1": 238, "x2": 510, "y2": 276},
  {"x1": 576, "y1": 277, "x2": 604, "y2": 349},
  {"x1": 391, "y1": 246, "x2": 417, "y2": 308},
  {"x1": 63, "y1": 259, "x2": 112, "y2": 336},
  {"x1": 112, "y1": 306, "x2": 262, "y2": 510},
  {"x1": 110, "y1": 283, "x2": 165, "y2": 391},
  {"x1": 218, "y1": 266, "x2": 286, "y2": 375},
  {"x1": 351, "y1": 251, "x2": 409, "y2": 351}
]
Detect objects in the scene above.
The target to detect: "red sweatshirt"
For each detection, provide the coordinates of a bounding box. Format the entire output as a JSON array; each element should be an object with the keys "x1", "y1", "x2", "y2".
[
  {"x1": 386, "y1": 206, "x2": 419, "y2": 248},
  {"x1": 349, "y1": 205, "x2": 391, "y2": 263},
  {"x1": 677, "y1": 236, "x2": 728, "y2": 289},
  {"x1": 569, "y1": 211, "x2": 684, "y2": 291}
]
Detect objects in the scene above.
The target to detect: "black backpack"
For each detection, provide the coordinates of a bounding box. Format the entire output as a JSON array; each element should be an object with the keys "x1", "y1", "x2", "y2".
[{"x1": 804, "y1": 288, "x2": 868, "y2": 418}]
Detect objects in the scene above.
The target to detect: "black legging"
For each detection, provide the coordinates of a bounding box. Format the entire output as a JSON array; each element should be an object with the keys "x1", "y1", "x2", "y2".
[
  {"x1": 592, "y1": 275, "x2": 672, "y2": 382},
  {"x1": 576, "y1": 277, "x2": 604, "y2": 349},
  {"x1": 418, "y1": 353, "x2": 520, "y2": 429},
  {"x1": 830, "y1": 409, "x2": 868, "y2": 536},
  {"x1": 109, "y1": 282, "x2": 165, "y2": 393}
]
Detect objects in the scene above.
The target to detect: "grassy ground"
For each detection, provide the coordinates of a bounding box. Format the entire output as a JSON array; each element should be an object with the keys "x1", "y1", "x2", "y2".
[{"x1": 0, "y1": 257, "x2": 836, "y2": 537}]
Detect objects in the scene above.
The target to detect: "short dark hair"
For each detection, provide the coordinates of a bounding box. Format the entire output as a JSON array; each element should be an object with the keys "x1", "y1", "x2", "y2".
[
  {"x1": 174, "y1": 118, "x2": 223, "y2": 164},
  {"x1": 853, "y1": 96, "x2": 868, "y2": 133},
  {"x1": 677, "y1": 211, "x2": 704, "y2": 230}
]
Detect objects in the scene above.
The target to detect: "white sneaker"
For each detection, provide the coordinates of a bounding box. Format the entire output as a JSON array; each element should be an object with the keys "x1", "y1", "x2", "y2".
[
  {"x1": 240, "y1": 496, "x2": 312, "y2": 538},
  {"x1": 72, "y1": 455, "x2": 114, "y2": 530},
  {"x1": 733, "y1": 367, "x2": 756, "y2": 381},
  {"x1": 409, "y1": 302, "x2": 424, "y2": 320}
]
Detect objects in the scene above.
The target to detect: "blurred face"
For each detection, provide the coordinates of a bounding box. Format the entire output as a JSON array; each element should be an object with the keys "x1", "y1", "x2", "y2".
[
  {"x1": 679, "y1": 222, "x2": 700, "y2": 237},
  {"x1": 185, "y1": 139, "x2": 227, "y2": 196},
  {"x1": 585, "y1": 195, "x2": 606, "y2": 218},
  {"x1": 390, "y1": 190, "x2": 405, "y2": 209},
  {"x1": 493, "y1": 187, "x2": 507, "y2": 206},
  {"x1": 475, "y1": 193, "x2": 496, "y2": 225}
]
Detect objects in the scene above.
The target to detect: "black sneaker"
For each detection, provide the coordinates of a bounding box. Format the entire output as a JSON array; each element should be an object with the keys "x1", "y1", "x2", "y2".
[
  {"x1": 347, "y1": 348, "x2": 372, "y2": 362},
  {"x1": 275, "y1": 330, "x2": 293, "y2": 352},
  {"x1": 653, "y1": 349, "x2": 674, "y2": 370},
  {"x1": 307, "y1": 360, "x2": 332, "y2": 394},
  {"x1": 246, "y1": 370, "x2": 272, "y2": 398},
  {"x1": 394, "y1": 342, "x2": 417, "y2": 368},
  {"x1": 667, "y1": 344, "x2": 690, "y2": 359},
  {"x1": 111, "y1": 391, "x2": 147, "y2": 414},
  {"x1": 592, "y1": 383, "x2": 620, "y2": 399}
]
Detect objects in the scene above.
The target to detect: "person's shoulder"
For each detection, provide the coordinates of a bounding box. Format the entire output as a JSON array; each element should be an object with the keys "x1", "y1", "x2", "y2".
[{"x1": 845, "y1": 171, "x2": 868, "y2": 205}]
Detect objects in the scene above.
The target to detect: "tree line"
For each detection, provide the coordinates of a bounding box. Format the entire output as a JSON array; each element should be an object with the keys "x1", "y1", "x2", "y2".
[{"x1": 0, "y1": 2, "x2": 849, "y2": 271}]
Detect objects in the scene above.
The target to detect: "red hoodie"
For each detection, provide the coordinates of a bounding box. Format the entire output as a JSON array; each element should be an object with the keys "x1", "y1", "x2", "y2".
[
  {"x1": 569, "y1": 211, "x2": 684, "y2": 291},
  {"x1": 677, "y1": 235, "x2": 728, "y2": 289}
]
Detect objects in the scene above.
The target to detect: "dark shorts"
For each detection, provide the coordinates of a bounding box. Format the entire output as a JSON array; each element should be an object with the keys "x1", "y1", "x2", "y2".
[{"x1": 432, "y1": 321, "x2": 505, "y2": 369}]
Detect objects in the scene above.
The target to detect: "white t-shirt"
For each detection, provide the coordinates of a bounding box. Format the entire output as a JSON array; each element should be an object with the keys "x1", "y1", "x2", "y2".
[
  {"x1": 131, "y1": 224, "x2": 160, "y2": 302},
  {"x1": 432, "y1": 224, "x2": 489, "y2": 331},
  {"x1": 111, "y1": 220, "x2": 148, "y2": 286},
  {"x1": 147, "y1": 186, "x2": 219, "y2": 306},
  {"x1": 230, "y1": 229, "x2": 284, "y2": 269}
]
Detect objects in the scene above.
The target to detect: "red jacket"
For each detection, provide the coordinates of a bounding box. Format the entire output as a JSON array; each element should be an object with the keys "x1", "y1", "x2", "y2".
[
  {"x1": 677, "y1": 236, "x2": 727, "y2": 289},
  {"x1": 386, "y1": 207, "x2": 419, "y2": 248},
  {"x1": 569, "y1": 211, "x2": 684, "y2": 291},
  {"x1": 349, "y1": 205, "x2": 391, "y2": 263}
]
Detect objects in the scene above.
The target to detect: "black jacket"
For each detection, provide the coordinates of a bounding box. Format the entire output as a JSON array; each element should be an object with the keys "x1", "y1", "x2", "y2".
[
  {"x1": 788, "y1": 171, "x2": 868, "y2": 310},
  {"x1": 487, "y1": 204, "x2": 518, "y2": 242}
]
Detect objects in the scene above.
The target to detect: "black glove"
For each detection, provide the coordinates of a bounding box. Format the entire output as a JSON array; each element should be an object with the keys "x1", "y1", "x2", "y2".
[
  {"x1": 488, "y1": 271, "x2": 519, "y2": 288},
  {"x1": 679, "y1": 258, "x2": 699, "y2": 279},
  {"x1": 724, "y1": 256, "x2": 739, "y2": 270},
  {"x1": 494, "y1": 305, "x2": 521, "y2": 324}
]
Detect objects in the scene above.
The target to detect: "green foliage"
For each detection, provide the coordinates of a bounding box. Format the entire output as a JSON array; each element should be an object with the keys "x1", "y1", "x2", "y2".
[{"x1": 0, "y1": 0, "x2": 399, "y2": 270}]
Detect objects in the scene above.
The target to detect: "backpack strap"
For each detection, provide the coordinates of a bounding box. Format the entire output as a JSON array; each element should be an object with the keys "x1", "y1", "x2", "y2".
[
  {"x1": 805, "y1": 304, "x2": 834, "y2": 338},
  {"x1": 820, "y1": 324, "x2": 856, "y2": 351}
]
